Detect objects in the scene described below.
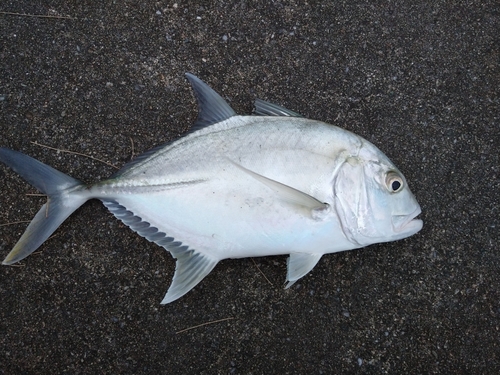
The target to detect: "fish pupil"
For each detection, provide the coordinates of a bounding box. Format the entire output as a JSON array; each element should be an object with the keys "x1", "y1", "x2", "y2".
[{"x1": 391, "y1": 180, "x2": 401, "y2": 191}]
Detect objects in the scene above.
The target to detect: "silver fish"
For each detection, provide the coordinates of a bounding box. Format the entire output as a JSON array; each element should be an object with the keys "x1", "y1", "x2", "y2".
[{"x1": 0, "y1": 74, "x2": 423, "y2": 304}]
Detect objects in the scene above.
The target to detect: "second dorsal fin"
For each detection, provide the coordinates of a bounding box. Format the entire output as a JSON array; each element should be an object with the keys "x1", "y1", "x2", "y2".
[
  {"x1": 185, "y1": 73, "x2": 237, "y2": 131},
  {"x1": 254, "y1": 98, "x2": 303, "y2": 117}
]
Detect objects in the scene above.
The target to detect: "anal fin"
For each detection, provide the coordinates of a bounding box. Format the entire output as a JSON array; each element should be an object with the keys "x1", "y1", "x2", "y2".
[
  {"x1": 161, "y1": 247, "x2": 218, "y2": 304},
  {"x1": 285, "y1": 252, "x2": 323, "y2": 288},
  {"x1": 102, "y1": 200, "x2": 218, "y2": 304}
]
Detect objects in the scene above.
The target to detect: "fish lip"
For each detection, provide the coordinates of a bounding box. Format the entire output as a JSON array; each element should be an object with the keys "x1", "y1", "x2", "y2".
[{"x1": 393, "y1": 207, "x2": 423, "y2": 234}]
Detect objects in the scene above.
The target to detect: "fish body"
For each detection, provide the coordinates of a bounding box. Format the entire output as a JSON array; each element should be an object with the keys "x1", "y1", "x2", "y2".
[{"x1": 0, "y1": 74, "x2": 422, "y2": 303}]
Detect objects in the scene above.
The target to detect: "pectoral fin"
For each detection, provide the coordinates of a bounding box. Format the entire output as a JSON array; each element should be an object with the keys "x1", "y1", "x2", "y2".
[
  {"x1": 285, "y1": 252, "x2": 323, "y2": 288},
  {"x1": 230, "y1": 161, "x2": 328, "y2": 212}
]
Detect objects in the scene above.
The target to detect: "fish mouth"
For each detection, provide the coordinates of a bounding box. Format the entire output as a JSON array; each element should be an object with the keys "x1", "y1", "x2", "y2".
[{"x1": 392, "y1": 207, "x2": 423, "y2": 235}]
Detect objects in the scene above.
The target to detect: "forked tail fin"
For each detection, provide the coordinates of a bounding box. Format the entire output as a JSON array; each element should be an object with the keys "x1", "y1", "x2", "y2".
[{"x1": 0, "y1": 148, "x2": 89, "y2": 265}]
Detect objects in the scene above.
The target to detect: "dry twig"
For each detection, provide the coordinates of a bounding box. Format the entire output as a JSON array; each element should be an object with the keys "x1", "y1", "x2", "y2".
[
  {"x1": 252, "y1": 258, "x2": 273, "y2": 285},
  {"x1": 0, "y1": 11, "x2": 77, "y2": 20},
  {"x1": 0, "y1": 220, "x2": 31, "y2": 227},
  {"x1": 176, "y1": 317, "x2": 234, "y2": 334},
  {"x1": 31, "y1": 141, "x2": 119, "y2": 169}
]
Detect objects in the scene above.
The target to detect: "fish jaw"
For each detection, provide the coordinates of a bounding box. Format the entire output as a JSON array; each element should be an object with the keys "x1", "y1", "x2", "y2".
[{"x1": 391, "y1": 206, "x2": 423, "y2": 238}]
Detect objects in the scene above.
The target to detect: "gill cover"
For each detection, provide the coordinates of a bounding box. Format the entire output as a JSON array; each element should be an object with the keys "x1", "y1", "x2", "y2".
[{"x1": 333, "y1": 156, "x2": 375, "y2": 246}]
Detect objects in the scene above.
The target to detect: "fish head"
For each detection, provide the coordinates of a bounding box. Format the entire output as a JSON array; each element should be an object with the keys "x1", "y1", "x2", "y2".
[{"x1": 333, "y1": 142, "x2": 423, "y2": 247}]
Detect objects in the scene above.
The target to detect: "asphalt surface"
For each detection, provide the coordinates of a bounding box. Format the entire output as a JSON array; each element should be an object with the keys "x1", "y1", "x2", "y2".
[{"x1": 0, "y1": 1, "x2": 499, "y2": 374}]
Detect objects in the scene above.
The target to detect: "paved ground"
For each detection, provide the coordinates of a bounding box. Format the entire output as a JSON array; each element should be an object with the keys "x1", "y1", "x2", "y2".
[{"x1": 0, "y1": 1, "x2": 498, "y2": 374}]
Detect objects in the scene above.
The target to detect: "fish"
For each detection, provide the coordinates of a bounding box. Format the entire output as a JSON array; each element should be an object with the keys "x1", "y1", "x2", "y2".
[{"x1": 0, "y1": 73, "x2": 423, "y2": 304}]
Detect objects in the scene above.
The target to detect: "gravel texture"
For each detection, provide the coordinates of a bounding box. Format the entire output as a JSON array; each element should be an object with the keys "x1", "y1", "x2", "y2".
[{"x1": 0, "y1": 1, "x2": 499, "y2": 374}]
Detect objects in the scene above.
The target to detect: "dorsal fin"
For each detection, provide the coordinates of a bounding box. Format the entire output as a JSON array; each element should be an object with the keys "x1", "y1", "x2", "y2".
[
  {"x1": 254, "y1": 98, "x2": 303, "y2": 117},
  {"x1": 111, "y1": 74, "x2": 236, "y2": 178},
  {"x1": 185, "y1": 73, "x2": 237, "y2": 131}
]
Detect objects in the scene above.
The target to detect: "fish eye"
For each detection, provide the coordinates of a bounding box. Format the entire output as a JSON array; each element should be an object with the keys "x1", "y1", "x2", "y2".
[{"x1": 385, "y1": 172, "x2": 404, "y2": 193}]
